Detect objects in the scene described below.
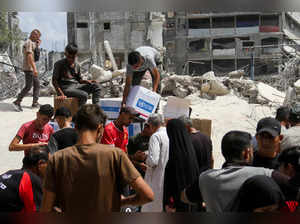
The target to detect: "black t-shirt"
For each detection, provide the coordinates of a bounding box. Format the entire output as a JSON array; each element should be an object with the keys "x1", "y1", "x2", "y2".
[
  {"x1": 190, "y1": 131, "x2": 213, "y2": 173},
  {"x1": 0, "y1": 169, "x2": 42, "y2": 212},
  {"x1": 253, "y1": 151, "x2": 279, "y2": 169},
  {"x1": 52, "y1": 58, "x2": 82, "y2": 87},
  {"x1": 48, "y1": 128, "x2": 78, "y2": 154}
]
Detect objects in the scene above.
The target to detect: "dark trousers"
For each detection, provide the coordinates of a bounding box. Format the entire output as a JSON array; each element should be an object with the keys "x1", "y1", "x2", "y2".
[
  {"x1": 17, "y1": 71, "x2": 40, "y2": 103},
  {"x1": 61, "y1": 83, "x2": 101, "y2": 106}
]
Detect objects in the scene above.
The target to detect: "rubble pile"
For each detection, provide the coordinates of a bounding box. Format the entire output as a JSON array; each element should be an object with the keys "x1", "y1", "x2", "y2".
[{"x1": 161, "y1": 70, "x2": 285, "y2": 106}]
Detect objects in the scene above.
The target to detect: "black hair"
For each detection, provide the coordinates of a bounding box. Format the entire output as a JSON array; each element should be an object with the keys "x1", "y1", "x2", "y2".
[
  {"x1": 22, "y1": 146, "x2": 49, "y2": 169},
  {"x1": 65, "y1": 43, "x2": 78, "y2": 55},
  {"x1": 74, "y1": 104, "x2": 107, "y2": 131},
  {"x1": 55, "y1": 106, "x2": 72, "y2": 118},
  {"x1": 276, "y1": 107, "x2": 290, "y2": 122},
  {"x1": 128, "y1": 51, "x2": 141, "y2": 66},
  {"x1": 221, "y1": 130, "x2": 252, "y2": 162},
  {"x1": 278, "y1": 146, "x2": 300, "y2": 172},
  {"x1": 39, "y1": 104, "x2": 54, "y2": 118}
]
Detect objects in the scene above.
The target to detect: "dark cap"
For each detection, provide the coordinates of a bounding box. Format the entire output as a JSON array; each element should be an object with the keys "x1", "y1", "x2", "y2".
[
  {"x1": 256, "y1": 117, "x2": 281, "y2": 137},
  {"x1": 55, "y1": 106, "x2": 72, "y2": 118},
  {"x1": 289, "y1": 103, "x2": 300, "y2": 123},
  {"x1": 120, "y1": 106, "x2": 139, "y2": 116}
]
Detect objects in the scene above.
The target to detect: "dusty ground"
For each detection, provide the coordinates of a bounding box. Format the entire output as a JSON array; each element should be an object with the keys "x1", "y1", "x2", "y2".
[{"x1": 0, "y1": 93, "x2": 277, "y2": 174}]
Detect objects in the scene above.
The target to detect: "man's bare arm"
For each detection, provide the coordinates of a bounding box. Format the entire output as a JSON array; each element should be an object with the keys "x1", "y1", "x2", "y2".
[
  {"x1": 121, "y1": 75, "x2": 132, "y2": 107},
  {"x1": 121, "y1": 176, "x2": 154, "y2": 207},
  {"x1": 151, "y1": 67, "x2": 160, "y2": 92},
  {"x1": 40, "y1": 189, "x2": 56, "y2": 212},
  {"x1": 9, "y1": 136, "x2": 47, "y2": 152}
]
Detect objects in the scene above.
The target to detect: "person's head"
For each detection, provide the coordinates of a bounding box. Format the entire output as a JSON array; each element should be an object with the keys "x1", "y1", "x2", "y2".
[
  {"x1": 128, "y1": 51, "x2": 143, "y2": 69},
  {"x1": 145, "y1": 114, "x2": 164, "y2": 136},
  {"x1": 22, "y1": 146, "x2": 49, "y2": 178},
  {"x1": 276, "y1": 106, "x2": 290, "y2": 128},
  {"x1": 65, "y1": 43, "x2": 78, "y2": 65},
  {"x1": 233, "y1": 175, "x2": 285, "y2": 212},
  {"x1": 255, "y1": 117, "x2": 283, "y2": 157},
  {"x1": 30, "y1": 29, "x2": 41, "y2": 42},
  {"x1": 289, "y1": 103, "x2": 300, "y2": 127},
  {"x1": 73, "y1": 104, "x2": 107, "y2": 142},
  {"x1": 178, "y1": 115, "x2": 193, "y2": 133},
  {"x1": 278, "y1": 146, "x2": 300, "y2": 178},
  {"x1": 35, "y1": 104, "x2": 54, "y2": 130},
  {"x1": 221, "y1": 131, "x2": 253, "y2": 164},
  {"x1": 54, "y1": 107, "x2": 72, "y2": 129},
  {"x1": 141, "y1": 123, "x2": 153, "y2": 137},
  {"x1": 118, "y1": 106, "x2": 139, "y2": 127}
]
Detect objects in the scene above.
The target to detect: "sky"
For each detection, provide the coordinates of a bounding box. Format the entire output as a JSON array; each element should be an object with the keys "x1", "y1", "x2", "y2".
[{"x1": 18, "y1": 12, "x2": 67, "y2": 52}]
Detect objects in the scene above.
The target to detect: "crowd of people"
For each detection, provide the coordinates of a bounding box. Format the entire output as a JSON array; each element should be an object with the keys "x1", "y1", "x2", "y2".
[{"x1": 2, "y1": 29, "x2": 300, "y2": 213}]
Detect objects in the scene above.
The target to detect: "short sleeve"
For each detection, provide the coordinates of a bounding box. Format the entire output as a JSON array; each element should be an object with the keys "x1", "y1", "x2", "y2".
[
  {"x1": 101, "y1": 126, "x2": 115, "y2": 146},
  {"x1": 52, "y1": 61, "x2": 61, "y2": 81},
  {"x1": 24, "y1": 41, "x2": 34, "y2": 54},
  {"x1": 126, "y1": 64, "x2": 133, "y2": 77},
  {"x1": 145, "y1": 56, "x2": 155, "y2": 70},
  {"x1": 119, "y1": 151, "x2": 141, "y2": 187},
  {"x1": 43, "y1": 155, "x2": 56, "y2": 193},
  {"x1": 16, "y1": 124, "x2": 27, "y2": 140}
]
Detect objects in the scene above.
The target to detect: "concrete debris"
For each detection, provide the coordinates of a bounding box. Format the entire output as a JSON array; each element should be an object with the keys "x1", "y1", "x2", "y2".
[{"x1": 228, "y1": 69, "x2": 245, "y2": 79}]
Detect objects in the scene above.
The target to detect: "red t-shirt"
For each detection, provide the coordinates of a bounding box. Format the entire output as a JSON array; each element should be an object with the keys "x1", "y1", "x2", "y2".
[
  {"x1": 101, "y1": 122, "x2": 128, "y2": 153},
  {"x1": 17, "y1": 120, "x2": 54, "y2": 145}
]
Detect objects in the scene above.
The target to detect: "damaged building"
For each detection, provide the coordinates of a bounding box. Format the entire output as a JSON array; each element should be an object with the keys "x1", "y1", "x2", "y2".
[
  {"x1": 163, "y1": 12, "x2": 284, "y2": 76},
  {"x1": 67, "y1": 12, "x2": 165, "y2": 69}
]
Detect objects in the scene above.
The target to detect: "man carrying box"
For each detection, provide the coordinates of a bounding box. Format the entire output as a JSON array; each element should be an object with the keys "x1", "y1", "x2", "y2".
[{"x1": 122, "y1": 46, "x2": 161, "y2": 108}]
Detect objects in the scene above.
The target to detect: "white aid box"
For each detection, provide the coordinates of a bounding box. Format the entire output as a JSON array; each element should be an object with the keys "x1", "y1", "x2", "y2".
[
  {"x1": 163, "y1": 96, "x2": 191, "y2": 119},
  {"x1": 99, "y1": 98, "x2": 122, "y2": 119},
  {"x1": 126, "y1": 86, "x2": 161, "y2": 119}
]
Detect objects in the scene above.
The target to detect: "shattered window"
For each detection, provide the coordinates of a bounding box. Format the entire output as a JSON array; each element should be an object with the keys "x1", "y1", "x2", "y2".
[
  {"x1": 188, "y1": 18, "x2": 210, "y2": 29},
  {"x1": 77, "y1": 22, "x2": 88, "y2": 28}
]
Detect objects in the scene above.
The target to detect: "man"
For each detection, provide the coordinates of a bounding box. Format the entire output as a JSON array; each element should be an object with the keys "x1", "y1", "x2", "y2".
[
  {"x1": 179, "y1": 115, "x2": 214, "y2": 172},
  {"x1": 281, "y1": 103, "x2": 300, "y2": 151},
  {"x1": 181, "y1": 130, "x2": 284, "y2": 212},
  {"x1": 9, "y1": 104, "x2": 54, "y2": 155},
  {"x1": 52, "y1": 43, "x2": 101, "y2": 107},
  {"x1": 278, "y1": 146, "x2": 300, "y2": 203},
  {"x1": 41, "y1": 104, "x2": 154, "y2": 212},
  {"x1": 121, "y1": 46, "x2": 161, "y2": 107},
  {"x1": 101, "y1": 106, "x2": 139, "y2": 153},
  {"x1": 128, "y1": 123, "x2": 152, "y2": 177},
  {"x1": 276, "y1": 106, "x2": 290, "y2": 132},
  {"x1": 12, "y1": 29, "x2": 42, "y2": 111},
  {"x1": 0, "y1": 146, "x2": 48, "y2": 212},
  {"x1": 252, "y1": 117, "x2": 283, "y2": 169},
  {"x1": 47, "y1": 107, "x2": 78, "y2": 154},
  {"x1": 134, "y1": 114, "x2": 169, "y2": 212}
]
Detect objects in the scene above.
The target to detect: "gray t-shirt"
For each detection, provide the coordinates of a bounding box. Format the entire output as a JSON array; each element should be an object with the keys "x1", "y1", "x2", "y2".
[
  {"x1": 198, "y1": 166, "x2": 273, "y2": 212},
  {"x1": 126, "y1": 46, "x2": 160, "y2": 77},
  {"x1": 281, "y1": 126, "x2": 300, "y2": 151}
]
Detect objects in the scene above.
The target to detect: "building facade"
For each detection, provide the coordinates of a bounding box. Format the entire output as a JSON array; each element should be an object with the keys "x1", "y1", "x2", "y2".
[{"x1": 163, "y1": 12, "x2": 284, "y2": 76}]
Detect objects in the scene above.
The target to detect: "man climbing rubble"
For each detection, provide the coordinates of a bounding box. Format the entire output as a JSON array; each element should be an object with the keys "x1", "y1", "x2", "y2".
[
  {"x1": 121, "y1": 46, "x2": 162, "y2": 108},
  {"x1": 52, "y1": 43, "x2": 101, "y2": 107}
]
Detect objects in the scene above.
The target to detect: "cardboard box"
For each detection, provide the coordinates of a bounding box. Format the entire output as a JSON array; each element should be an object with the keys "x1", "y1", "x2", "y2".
[
  {"x1": 99, "y1": 98, "x2": 122, "y2": 119},
  {"x1": 164, "y1": 96, "x2": 190, "y2": 119},
  {"x1": 54, "y1": 97, "x2": 79, "y2": 117},
  {"x1": 126, "y1": 86, "x2": 161, "y2": 120},
  {"x1": 192, "y1": 118, "x2": 212, "y2": 138},
  {"x1": 105, "y1": 120, "x2": 142, "y2": 138}
]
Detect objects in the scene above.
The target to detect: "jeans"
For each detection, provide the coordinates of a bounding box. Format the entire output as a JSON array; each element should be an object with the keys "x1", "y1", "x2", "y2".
[
  {"x1": 17, "y1": 71, "x2": 40, "y2": 103},
  {"x1": 61, "y1": 82, "x2": 101, "y2": 106}
]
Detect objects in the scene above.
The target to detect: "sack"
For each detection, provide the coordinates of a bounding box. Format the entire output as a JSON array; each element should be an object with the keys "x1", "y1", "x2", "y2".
[{"x1": 34, "y1": 47, "x2": 40, "y2": 62}]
